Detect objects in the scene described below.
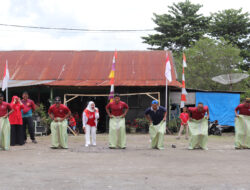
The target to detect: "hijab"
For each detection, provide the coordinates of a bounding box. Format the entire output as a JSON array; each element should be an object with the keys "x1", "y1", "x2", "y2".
[{"x1": 86, "y1": 101, "x2": 96, "y2": 112}]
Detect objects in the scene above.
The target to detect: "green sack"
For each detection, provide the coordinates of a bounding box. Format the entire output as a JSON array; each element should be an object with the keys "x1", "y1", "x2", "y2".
[
  {"x1": 0, "y1": 117, "x2": 10, "y2": 150},
  {"x1": 50, "y1": 118, "x2": 68, "y2": 149},
  {"x1": 109, "y1": 117, "x2": 126, "y2": 148},
  {"x1": 235, "y1": 115, "x2": 250, "y2": 149},
  {"x1": 149, "y1": 121, "x2": 166, "y2": 150},
  {"x1": 188, "y1": 118, "x2": 208, "y2": 150}
]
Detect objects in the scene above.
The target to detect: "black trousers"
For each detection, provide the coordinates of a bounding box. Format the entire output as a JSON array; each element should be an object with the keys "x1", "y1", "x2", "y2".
[
  {"x1": 11, "y1": 125, "x2": 25, "y2": 146},
  {"x1": 23, "y1": 117, "x2": 35, "y2": 141}
]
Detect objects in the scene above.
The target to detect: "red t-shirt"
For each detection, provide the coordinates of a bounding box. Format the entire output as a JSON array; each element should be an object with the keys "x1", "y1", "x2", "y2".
[
  {"x1": 235, "y1": 104, "x2": 250, "y2": 116},
  {"x1": 106, "y1": 101, "x2": 129, "y2": 116},
  {"x1": 9, "y1": 103, "x2": 24, "y2": 125},
  {"x1": 48, "y1": 104, "x2": 70, "y2": 118},
  {"x1": 69, "y1": 117, "x2": 76, "y2": 127},
  {"x1": 0, "y1": 101, "x2": 12, "y2": 117},
  {"x1": 21, "y1": 99, "x2": 35, "y2": 114},
  {"x1": 85, "y1": 110, "x2": 96, "y2": 127},
  {"x1": 188, "y1": 106, "x2": 208, "y2": 120},
  {"x1": 180, "y1": 112, "x2": 189, "y2": 125}
]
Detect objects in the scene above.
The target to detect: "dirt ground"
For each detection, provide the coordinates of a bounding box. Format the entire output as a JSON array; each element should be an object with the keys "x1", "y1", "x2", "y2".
[{"x1": 0, "y1": 133, "x2": 250, "y2": 190}]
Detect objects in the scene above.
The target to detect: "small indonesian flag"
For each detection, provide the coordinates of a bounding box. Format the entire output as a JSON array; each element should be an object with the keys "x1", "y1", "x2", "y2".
[
  {"x1": 165, "y1": 54, "x2": 172, "y2": 82},
  {"x1": 2, "y1": 61, "x2": 9, "y2": 91}
]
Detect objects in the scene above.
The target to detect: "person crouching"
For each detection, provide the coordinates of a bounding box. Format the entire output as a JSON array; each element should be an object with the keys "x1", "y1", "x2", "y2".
[
  {"x1": 48, "y1": 97, "x2": 71, "y2": 149},
  {"x1": 145, "y1": 100, "x2": 167, "y2": 150},
  {"x1": 82, "y1": 101, "x2": 99, "y2": 147}
]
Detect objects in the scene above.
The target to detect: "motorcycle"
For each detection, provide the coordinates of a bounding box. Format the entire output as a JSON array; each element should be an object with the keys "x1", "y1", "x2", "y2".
[{"x1": 208, "y1": 120, "x2": 222, "y2": 136}]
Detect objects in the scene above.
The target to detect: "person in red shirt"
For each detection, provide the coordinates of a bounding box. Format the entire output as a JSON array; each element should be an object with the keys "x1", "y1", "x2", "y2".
[
  {"x1": 235, "y1": 98, "x2": 250, "y2": 117},
  {"x1": 188, "y1": 103, "x2": 209, "y2": 120},
  {"x1": 106, "y1": 93, "x2": 129, "y2": 149},
  {"x1": 21, "y1": 92, "x2": 37, "y2": 144},
  {"x1": 0, "y1": 93, "x2": 13, "y2": 150},
  {"x1": 187, "y1": 102, "x2": 209, "y2": 150},
  {"x1": 48, "y1": 96, "x2": 71, "y2": 149},
  {"x1": 82, "y1": 101, "x2": 99, "y2": 147},
  {"x1": 69, "y1": 114, "x2": 77, "y2": 131},
  {"x1": 177, "y1": 107, "x2": 189, "y2": 140},
  {"x1": 9, "y1": 96, "x2": 25, "y2": 146},
  {"x1": 234, "y1": 98, "x2": 250, "y2": 149}
]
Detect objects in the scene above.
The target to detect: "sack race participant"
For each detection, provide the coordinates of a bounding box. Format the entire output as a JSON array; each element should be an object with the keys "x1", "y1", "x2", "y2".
[
  {"x1": 188, "y1": 102, "x2": 209, "y2": 150},
  {"x1": 234, "y1": 98, "x2": 250, "y2": 149},
  {"x1": 9, "y1": 96, "x2": 25, "y2": 146},
  {"x1": 48, "y1": 97, "x2": 71, "y2": 149},
  {"x1": 82, "y1": 101, "x2": 99, "y2": 147},
  {"x1": 145, "y1": 100, "x2": 167, "y2": 150},
  {"x1": 21, "y1": 91, "x2": 37, "y2": 144},
  {"x1": 106, "y1": 94, "x2": 129, "y2": 149},
  {"x1": 0, "y1": 93, "x2": 13, "y2": 150}
]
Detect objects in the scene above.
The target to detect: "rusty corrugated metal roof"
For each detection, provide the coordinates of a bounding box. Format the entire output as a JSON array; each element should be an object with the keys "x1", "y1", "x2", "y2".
[
  {"x1": 0, "y1": 50, "x2": 181, "y2": 87},
  {"x1": 0, "y1": 80, "x2": 55, "y2": 88}
]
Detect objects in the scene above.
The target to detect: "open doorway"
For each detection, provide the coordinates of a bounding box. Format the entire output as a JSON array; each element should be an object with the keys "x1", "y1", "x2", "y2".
[{"x1": 67, "y1": 96, "x2": 108, "y2": 133}]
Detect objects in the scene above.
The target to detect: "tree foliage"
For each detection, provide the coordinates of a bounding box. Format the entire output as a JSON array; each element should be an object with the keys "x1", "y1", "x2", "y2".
[
  {"x1": 210, "y1": 9, "x2": 250, "y2": 70},
  {"x1": 142, "y1": 0, "x2": 209, "y2": 52},
  {"x1": 175, "y1": 38, "x2": 244, "y2": 91}
]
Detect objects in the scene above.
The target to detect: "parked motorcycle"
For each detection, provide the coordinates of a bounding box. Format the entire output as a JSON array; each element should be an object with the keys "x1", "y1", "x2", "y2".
[{"x1": 208, "y1": 120, "x2": 222, "y2": 136}]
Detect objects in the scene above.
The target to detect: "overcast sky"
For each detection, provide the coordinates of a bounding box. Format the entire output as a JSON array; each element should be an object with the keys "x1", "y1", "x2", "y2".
[{"x1": 0, "y1": 0, "x2": 249, "y2": 51}]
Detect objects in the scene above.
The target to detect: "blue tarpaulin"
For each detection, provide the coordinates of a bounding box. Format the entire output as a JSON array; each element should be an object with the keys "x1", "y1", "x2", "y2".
[{"x1": 196, "y1": 92, "x2": 240, "y2": 126}]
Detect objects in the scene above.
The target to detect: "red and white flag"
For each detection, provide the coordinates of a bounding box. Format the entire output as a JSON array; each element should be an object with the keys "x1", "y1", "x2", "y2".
[
  {"x1": 2, "y1": 61, "x2": 9, "y2": 91},
  {"x1": 165, "y1": 54, "x2": 172, "y2": 82},
  {"x1": 180, "y1": 53, "x2": 187, "y2": 108}
]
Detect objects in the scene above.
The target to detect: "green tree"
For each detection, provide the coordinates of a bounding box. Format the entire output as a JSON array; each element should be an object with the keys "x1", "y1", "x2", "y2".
[
  {"x1": 142, "y1": 0, "x2": 209, "y2": 52},
  {"x1": 175, "y1": 38, "x2": 243, "y2": 91},
  {"x1": 210, "y1": 9, "x2": 250, "y2": 70}
]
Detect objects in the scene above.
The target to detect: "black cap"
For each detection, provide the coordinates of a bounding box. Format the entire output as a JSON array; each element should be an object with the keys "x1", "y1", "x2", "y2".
[
  {"x1": 54, "y1": 96, "x2": 61, "y2": 102},
  {"x1": 22, "y1": 91, "x2": 29, "y2": 95},
  {"x1": 114, "y1": 93, "x2": 120, "y2": 98}
]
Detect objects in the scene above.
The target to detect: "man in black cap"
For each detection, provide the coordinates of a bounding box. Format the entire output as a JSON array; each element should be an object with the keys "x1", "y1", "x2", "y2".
[{"x1": 48, "y1": 97, "x2": 71, "y2": 149}]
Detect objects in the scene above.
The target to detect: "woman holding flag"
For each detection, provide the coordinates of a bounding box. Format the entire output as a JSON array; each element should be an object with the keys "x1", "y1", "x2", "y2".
[{"x1": 9, "y1": 96, "x2": 25, "y2": 146}]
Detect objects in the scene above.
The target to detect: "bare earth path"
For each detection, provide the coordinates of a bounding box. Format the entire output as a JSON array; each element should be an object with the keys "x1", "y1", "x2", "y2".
[{"x1": 0, "y1": 134, "x2": 250, "y2": 190}]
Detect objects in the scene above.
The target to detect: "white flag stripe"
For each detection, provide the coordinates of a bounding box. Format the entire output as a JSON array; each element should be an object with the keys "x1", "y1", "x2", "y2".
[
  {"x1": 181, "y1": 88, "x2": 187, "y2": 95},
  {"x1": 2, "y1": 61, "x2": 9, "y2": 91},
  {"x1": 110, "y1": 84, "x2": 114, "y2": 92},
  {"x1": 182, "y1": 73, "x2": 185, "y2": 81},
  {"x1": 180, "y1": 101, "x2": 185, "y2": 108},
  {"x1": 183, "y1": 60, "x2": 187, "y2": 68},
  {"x1": 165, "y1": 57, "x2": 172, "y2": 82}
]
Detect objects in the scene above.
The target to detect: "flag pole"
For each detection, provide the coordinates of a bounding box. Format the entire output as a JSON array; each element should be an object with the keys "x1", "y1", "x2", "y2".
[{"x1": 6, "y1": 60, "x2": 8, "y2": 103}]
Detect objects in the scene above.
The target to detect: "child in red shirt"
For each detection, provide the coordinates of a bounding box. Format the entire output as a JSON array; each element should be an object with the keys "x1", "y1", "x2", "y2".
[
  {"x1": 69, "y1": 114, "x2": 77, "y2": 132},
  {"x1": 177, "y1": 107, "x2": 189, "y2": 140}
]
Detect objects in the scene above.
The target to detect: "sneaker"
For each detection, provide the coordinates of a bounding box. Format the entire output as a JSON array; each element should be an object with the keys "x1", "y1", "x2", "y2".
[
  {"x1": 185, "y1": 137, "x2": 189, "y2": 140},
  {"x1": 32, "y1": 140, "x2": 38, "y2": 144},
  {"x1": 85, "y1": 144, "x2": 89, "y2": 147}
]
